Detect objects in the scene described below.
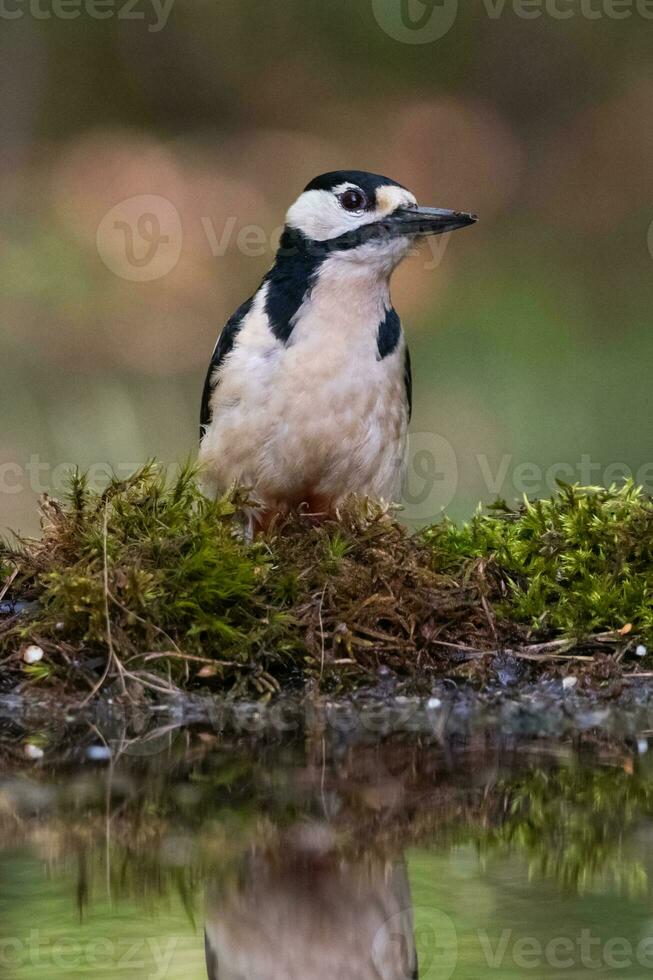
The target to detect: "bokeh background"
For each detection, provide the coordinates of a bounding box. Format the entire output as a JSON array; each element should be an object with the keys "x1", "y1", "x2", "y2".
[{"x1": 1, "y1": 0, "x2": 652, "y2": 535}]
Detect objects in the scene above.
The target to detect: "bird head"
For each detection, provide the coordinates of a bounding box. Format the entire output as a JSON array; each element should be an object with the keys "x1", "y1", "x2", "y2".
[{"x1": 282, "y1": 169, "x2": 477, "y2": 274}]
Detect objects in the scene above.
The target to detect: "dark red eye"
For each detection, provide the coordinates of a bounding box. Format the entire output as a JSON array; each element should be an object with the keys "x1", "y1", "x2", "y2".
[{"x1": 339, "y1": 188, "x2": 367, "y2": 212}]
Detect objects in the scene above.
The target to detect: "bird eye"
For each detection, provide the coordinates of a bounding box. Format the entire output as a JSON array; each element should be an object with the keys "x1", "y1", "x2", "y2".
[{"x1": 339, "y1": 188, "x2": 367, "y2": 212}]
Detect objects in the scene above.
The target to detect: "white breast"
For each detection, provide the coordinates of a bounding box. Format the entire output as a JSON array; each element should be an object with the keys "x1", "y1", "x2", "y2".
[{"x1": 199, "y1": 261, "x2": 408, "y2": 509}]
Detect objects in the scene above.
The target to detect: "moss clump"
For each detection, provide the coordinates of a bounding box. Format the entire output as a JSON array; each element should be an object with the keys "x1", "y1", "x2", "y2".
[
  {"x1": 2, "y1": 468, "x2": 653, "y2": 701},
  {"x1": 0, "y1": 464, "x2": 297, "y2": 696},
  {"x1": 264, "y1": 499, "x2": 492, "y2": 691},
  {"x1": 426, "y1": 481, "x2": 653, "y2": 642}
]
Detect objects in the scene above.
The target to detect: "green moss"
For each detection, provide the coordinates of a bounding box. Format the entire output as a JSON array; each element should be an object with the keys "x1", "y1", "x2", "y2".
[
  {"x1": 0, "y1": 463, "x2": 298, "y2": 696},
  {"x1": 426, "y1": 481, "x2": 653, "y2": 641},
  {"x1": 2, "y1": 469, "x2": 653, "y2": 700}
]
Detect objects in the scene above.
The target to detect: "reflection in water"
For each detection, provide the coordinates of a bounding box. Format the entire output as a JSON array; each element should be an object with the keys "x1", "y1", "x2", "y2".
[
  {"x1": 3, "y1": 704, "x2": 653, "y2": 977},
  {"x1": 205, "y1": 827, "x2": 416, "y2": 979}
]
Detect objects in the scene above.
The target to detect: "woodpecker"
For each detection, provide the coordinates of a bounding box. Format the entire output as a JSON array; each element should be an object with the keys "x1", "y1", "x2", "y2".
[{"x1": 199, "y1": 170, "x2": 476, "y2": 527}]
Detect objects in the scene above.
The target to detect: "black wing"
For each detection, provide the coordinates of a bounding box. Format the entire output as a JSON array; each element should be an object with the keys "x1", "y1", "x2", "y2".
[
  {"x1": 200, "y1": 296, "x2": 254, "y2": 440},
  {"x1": 404, "y1": 346, "x2": 412, "y2": 422}
]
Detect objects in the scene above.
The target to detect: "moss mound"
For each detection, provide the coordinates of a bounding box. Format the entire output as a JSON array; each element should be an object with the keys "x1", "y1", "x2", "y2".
[
  {"x1": 1, "y1": 466, "x2": 652, "y2": 700},
  {"x1": 428, "y1": 481, "x2": 653, "y2": 641}
]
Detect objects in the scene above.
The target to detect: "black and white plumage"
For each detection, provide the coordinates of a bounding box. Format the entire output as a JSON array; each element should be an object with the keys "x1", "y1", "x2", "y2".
[{"x1": 199, "y1": 170, "x2": 476, "y2": 524}]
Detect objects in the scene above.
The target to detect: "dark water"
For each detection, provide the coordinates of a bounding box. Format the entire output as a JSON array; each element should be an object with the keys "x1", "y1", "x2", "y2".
[{"x1": 3, "y1": 689, "x2": 653, "y2": 978}]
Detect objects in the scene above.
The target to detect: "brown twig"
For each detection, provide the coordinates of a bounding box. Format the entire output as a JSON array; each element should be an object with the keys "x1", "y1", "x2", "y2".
[
  {"x1": 108, "y1": 591, "x2": 185, "y2": 658},
  {"x1": 317, "y1": 584, "x2": 327, "y2": 683},
  {"x1": 431, "y1": 638, "x2": 595, "y2": 663},
  {"x1": 80, "y1": 504, "x2": 127, "y2": 706},
  {"x1": 0, "y1": 568, "x2": 18, "y2": 605}
]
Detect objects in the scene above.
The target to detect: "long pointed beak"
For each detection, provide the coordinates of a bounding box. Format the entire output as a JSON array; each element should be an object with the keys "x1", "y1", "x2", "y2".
[{"x1": 381, "y1": 205, "x2": 478, "y2": 238}]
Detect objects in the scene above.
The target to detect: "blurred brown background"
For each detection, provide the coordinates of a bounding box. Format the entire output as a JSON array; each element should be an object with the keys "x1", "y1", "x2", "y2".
[{"x1": 1, "y1": 0, "x2": 652, "y2": 534}]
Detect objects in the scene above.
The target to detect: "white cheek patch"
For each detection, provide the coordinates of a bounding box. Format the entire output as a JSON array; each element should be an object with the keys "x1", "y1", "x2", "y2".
[
  {"x1": 286, "y1": 189, "x2": 355, "y2": 241},
  {"x1": 286, "y1": 184, "x2": 418, "y2": 242}
]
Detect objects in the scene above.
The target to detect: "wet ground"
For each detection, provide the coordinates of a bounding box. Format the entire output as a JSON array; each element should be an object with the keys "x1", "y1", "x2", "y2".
[{"x1": 3, "y1": 684, "x2": 653, "y2": 978}]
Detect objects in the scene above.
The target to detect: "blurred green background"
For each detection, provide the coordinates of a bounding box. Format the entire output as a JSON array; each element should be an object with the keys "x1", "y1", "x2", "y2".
[{"x1": 1, "y1": 0, "x2": 652, "y2": 535}]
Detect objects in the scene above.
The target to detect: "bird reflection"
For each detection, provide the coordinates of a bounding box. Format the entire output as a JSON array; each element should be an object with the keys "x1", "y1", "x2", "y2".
[{"x1": 205, "y1": 823, "x2": 417, "y2": 979}]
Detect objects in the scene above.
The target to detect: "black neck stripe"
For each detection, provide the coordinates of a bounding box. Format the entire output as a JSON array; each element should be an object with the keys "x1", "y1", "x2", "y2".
[{"x1": 263, "y1": 229, "x2": 324, "y2": 344}]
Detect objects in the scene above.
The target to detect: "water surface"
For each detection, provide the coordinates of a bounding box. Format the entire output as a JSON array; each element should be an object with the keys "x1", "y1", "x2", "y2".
[{"x1": 3, "y1": 689, "x2": 653, "y2": 978}]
